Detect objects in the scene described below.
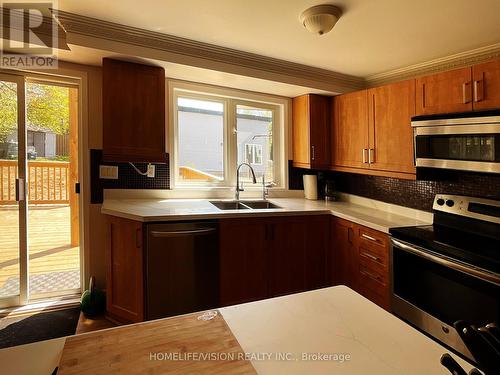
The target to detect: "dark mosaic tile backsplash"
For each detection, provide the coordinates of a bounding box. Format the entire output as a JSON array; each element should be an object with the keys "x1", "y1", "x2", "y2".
[
  {"x1": 90, "y1": 149, "x2": 169, "y2": 203},
  {"x1": 289, "y1": 161, "x2": 500, "y2": 212}
]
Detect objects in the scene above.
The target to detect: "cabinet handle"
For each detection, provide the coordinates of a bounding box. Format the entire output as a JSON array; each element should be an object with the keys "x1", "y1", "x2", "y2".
[
  {"x1": 462, "y1": 82, "x2": 472, "y2": 103},
  {"x1": 362, "y1": 149, "x2": 368, "y2": 164},
  {"x1": 361, "y1": 233, "x2": 378, "y2": 243},
  {"x1": 360, "y1": 269, "x2": 382, "y2": 282},
  {"x1": 311, "y1": 145, "x2": 315, "y2": 161},
  {"x1": 361, "y1": 252, "x2": 380, "y2": 262},
  {"x1": 347, "y1": 227, "x2": 353, "y2": 244},
  {"x1": 473, "y1": 80, "x2": 484, "y2": 102},
  {"x1": 368, "y1": 149, "x2": 374, "y2": 164}
]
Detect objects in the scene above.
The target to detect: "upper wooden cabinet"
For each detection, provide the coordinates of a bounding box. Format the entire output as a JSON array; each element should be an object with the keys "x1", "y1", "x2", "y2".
[
  {"x1": 331, "y1": 90, "x2": 369, "y2": 169},
  {"x1": 103, "y1": 58, "x2": 166, "y2": 163},
  {"x1": 368, "y1": 80, "x2": 416, "y2": 175},
  {"x1": 415, "y1": 59, "x2": 500, "y2": 115},
  {"x1": 416, "y1": 67, "x2": 472, "y2": 115},
  {"x1": 331, "y1": 81, "x2": 416, "y2": 179},
  {"x1": 292, "y1": 94, "x2": 330, "y2": 169},
  {"x1": 472, "y1": 59, "x2": 500, "y2": 111}
]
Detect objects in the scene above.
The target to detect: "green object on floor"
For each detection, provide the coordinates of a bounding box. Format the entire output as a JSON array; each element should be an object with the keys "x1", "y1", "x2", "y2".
[{"x1": 80, "y1": 276, "x2": 106, "y2": 317}]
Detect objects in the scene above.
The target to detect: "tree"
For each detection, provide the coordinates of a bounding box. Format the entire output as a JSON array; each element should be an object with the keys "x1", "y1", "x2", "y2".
[{"x1": 0, "y1": 81, "x2": 70, "y2": 142}]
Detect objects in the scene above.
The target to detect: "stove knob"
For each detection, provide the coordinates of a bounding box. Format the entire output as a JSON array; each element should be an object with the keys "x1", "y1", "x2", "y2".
[
  {"x1": 436, "y1": 198, "x2": 445, "y2": 206},
  {"x1": 446, "y1": 200, "x2": 455, "y2": 207}
]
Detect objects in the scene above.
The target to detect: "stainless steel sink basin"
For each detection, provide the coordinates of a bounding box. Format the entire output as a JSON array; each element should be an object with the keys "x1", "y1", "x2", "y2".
[
  {"x1": 209, "y1": 201, "x2": 250, "y2": 210},
  {"x1": 209, "y1": 200, "x2": 281, "y2": 210},
  {"x1": 242, "y1": 200, "x2": 281, "y2": 209}
]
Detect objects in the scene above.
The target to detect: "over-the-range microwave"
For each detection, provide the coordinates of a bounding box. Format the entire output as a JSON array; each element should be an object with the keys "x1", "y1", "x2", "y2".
[{"x1": 412, "y1": 110, "x2": 500, "y2": 174}]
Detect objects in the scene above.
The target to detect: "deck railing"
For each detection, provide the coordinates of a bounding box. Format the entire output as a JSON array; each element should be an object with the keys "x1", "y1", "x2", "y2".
[{"x1": 0, "y1": 160, "x2": 70, "y2": 205}]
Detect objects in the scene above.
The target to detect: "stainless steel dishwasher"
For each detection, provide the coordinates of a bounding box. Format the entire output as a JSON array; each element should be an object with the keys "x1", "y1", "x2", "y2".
[{"x1": 145, "y1": 221, "x2": 219, "y2": 320}]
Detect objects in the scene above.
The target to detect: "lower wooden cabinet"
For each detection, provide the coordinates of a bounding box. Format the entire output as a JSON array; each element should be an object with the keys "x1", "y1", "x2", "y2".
[
  {"x1": 220, "y1": 215, "x2": 330, "y2": 306},
  {"x1": 331, "y1": 217, "x2": 391, "y2": 311},
  {"x1": 105, "y1": 216, "x2": 144, "y2": 323},
  {"x1": 219, "y1": 218, "x2": 268, "y2": 306}
]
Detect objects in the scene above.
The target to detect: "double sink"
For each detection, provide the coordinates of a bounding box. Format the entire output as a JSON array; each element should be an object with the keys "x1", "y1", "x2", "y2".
[{"x1": 210, "y1": 200, "x2": 281, "y2": 210}]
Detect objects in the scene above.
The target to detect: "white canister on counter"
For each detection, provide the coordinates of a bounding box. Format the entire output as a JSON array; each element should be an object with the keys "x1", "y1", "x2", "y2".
[{"x1": 303, "y1": 175, "x2": 318, "y2": 200}]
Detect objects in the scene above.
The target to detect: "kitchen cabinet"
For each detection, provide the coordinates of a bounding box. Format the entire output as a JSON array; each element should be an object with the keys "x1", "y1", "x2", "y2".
[
  {"x1": 331, "y1": 81, "x2": 416, "y2": 179},
  {"x1": 331, "y1": 90, "x2": 369, "y2": 169},
  {"x1": 472, "y1": 59, "x2": 500, "y2": 110},
  {"x1": 368, "y1": 80, "x2": 416, "y2": 175},
  {"x1": 331, "y1": 217, "x2": 357, "y2": 290},
  {"x1": 416, "y1": 59, "x2": 500, "y2": 115},
  {"x1": 292, "y1": 94, "x2": 330, "y2": 169},
  {"x1": 268, "y1": 215, "x2": 329, "y2": 297},
  {"x1": 416, "y1": 67, "x2": 473, "y2": 115},
  {"x1": 220, "y1": 215, "x2": 330, "y2": 306},
  {"x1": 105, "y1": 216, "x2": 144, "y2": 323},
  {"x1": 219, "y1": 218, "x2": 268, "y2": 306},
  {"x1": 331, "y1": 217, "x2": 390, "y2": 311},
  {"x1": 103, "y1": 58, "x2": 166, "y2": 163}
]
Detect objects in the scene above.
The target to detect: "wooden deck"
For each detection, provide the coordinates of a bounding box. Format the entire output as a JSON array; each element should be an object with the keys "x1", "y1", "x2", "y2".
[{"x1": 0, "y1": 205, "x2": 80, "y2": 299}]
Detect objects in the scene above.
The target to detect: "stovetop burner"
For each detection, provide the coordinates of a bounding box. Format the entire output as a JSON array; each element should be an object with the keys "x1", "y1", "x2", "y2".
[{"x1": 390, "y1": 194, "x2": 500, "y2": 275}]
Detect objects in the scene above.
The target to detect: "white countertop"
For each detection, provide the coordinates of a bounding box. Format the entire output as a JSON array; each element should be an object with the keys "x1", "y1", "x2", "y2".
[
  {"x1": 0, "y1": 287, "x2": 475, "y2": 375},
  {"x1": 221, "y1": 286, "x2": 475, "y2": 374},
  {"x1": 101, "y1": 195, "x2": 432, "y2": 233}
]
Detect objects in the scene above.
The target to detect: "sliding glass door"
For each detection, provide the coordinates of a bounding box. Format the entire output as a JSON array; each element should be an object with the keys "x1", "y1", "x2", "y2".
[
  {"x1": 0, "y1": 73, "x2": 81, "y2": 308},
  {"x1": 0, "y1": 73, "x2": 27, "y2": 308}
]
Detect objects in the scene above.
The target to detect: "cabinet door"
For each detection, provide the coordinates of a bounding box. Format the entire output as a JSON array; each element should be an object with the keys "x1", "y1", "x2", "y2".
[
  {"x1": 415, "y1": 67, "x2": 473, "y2": 115},
  {"x1": 309, "y1": 95, "x2": 330, "y2": 169},
  {"x1": 472, "y1": 59, "x2": 500, "y2": 111},
  {"x1": 331, "y1": 217, "x2": 358, "y2": 290},
  {"x1": 268, "y1": 215, "x2": 329, "y2": 297},
  {"x1": 303, "y1": 215, "x2": 329, "y2": 290},
  {"x1": 103, "y1": 58, "x2": 166, "y2": 163},
  {"x1": 219, "y1": 218, "x2": 268, "y2": 306},
  {"x1": 106, "y1": 216, "x2": 144, "y2": 323},
  {"x1": 268, "y1": 217, "x2": 306, "y2": 297},
  {"x1": 331, "y1": 90, "x2": 369, "y2": 169},
  {"x1": 292, "y1": 95, "x2": 330, "y2": 169},
  {"x1": 368, "y1": 80, "x2": 416, "y2": 175}
]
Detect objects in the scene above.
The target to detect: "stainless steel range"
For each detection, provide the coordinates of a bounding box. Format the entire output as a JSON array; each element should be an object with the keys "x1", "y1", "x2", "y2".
[{"x1": 390, "y1": 194, "x2": 500, "y2": 361}]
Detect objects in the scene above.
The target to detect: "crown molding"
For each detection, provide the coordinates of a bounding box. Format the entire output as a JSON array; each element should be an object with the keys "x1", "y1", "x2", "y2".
[
  {"x1": 365, "y1": 42, "x2": 500, "y2": 87},
  {"x1": 55, "y1": 10, "x2": 365, "y2": 94}
]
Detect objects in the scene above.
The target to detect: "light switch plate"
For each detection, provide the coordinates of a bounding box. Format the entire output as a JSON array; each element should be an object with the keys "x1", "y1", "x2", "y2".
[{"x1": 99, "y1": 165, "x2": 118, "y2": 179}]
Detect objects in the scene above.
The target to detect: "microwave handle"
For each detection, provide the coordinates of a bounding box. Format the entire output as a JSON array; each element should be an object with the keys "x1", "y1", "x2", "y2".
[{"x1": 392, "y1": 239, "x2": 500, "y2": 286}]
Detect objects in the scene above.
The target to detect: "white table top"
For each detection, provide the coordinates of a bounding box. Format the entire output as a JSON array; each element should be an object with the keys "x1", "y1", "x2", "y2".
[{"x1": 0, "y1": 287, "x2": 475, "y2": 375}]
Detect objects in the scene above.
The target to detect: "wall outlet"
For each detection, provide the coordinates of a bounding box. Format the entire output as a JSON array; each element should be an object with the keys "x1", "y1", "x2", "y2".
[
  {"x1": 99, "y1": 165, "x2": 118, "y2": 179},
  {"x1": 147, "y1": 164, "x2": 155, "y2": 178}
]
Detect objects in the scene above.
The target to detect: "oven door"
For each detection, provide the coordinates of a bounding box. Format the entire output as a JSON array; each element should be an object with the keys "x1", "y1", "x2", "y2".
[
  {"x1": 413, "y1": 124, "x2": 500, "y2": 173},
  {"x1": 391, "y1": 238, "x2": 500, "y2": 361}
]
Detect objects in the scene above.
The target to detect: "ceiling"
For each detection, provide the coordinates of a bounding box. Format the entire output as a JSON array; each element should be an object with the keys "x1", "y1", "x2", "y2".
[{"x1": 58, "y1": 0, "x2": 500, "y2": 77}]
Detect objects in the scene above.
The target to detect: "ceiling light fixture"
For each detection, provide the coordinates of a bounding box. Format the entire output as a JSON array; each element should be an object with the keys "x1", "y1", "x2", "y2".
[{"x1": 300, "y1": 4, "x2": 342, "y2": 36}]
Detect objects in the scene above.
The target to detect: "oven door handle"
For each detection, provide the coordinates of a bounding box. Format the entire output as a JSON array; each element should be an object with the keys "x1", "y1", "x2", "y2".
[{"x1": 392, "y1": 239, "x2": 500, "y2": 286}]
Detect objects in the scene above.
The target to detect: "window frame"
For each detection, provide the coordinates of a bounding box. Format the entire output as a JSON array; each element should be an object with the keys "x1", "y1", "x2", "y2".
[{"x1": 168, "y1": 80, "x2": 288, "y2": 190}]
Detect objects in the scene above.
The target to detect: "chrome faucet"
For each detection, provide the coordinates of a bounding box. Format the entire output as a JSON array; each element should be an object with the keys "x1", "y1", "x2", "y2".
[{"x1": 235, "y1": 162, "x2": 257, "y2": 200}]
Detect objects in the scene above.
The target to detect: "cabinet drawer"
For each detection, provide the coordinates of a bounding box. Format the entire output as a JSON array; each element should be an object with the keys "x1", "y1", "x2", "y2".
[
  {"x1": 358, "y1": 285, "x2": 390, "y2": 311},
  {"x1": 357, "y1": 226, "x2": 388, "y2": 249},
  {"x1": 359, "y1": 258, "x2": 388, "y2": 290},
  {"x1": 358, "y1": 243, "x2": 388, "y2": 267}
]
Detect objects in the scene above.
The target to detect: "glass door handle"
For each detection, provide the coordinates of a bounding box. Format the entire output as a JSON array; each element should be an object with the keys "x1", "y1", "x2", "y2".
[{"x1": 15, "y1": 178, "x2": 25, "y2": 201}]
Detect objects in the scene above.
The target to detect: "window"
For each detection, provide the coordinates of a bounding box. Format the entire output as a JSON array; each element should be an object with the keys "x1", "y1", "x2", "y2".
[
  {"x1": 170, "y1": 81, "x2": 286, "y2": 189},
  {"x1": 245, "y1": 144, "x2": 263, "y2": 165}
]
